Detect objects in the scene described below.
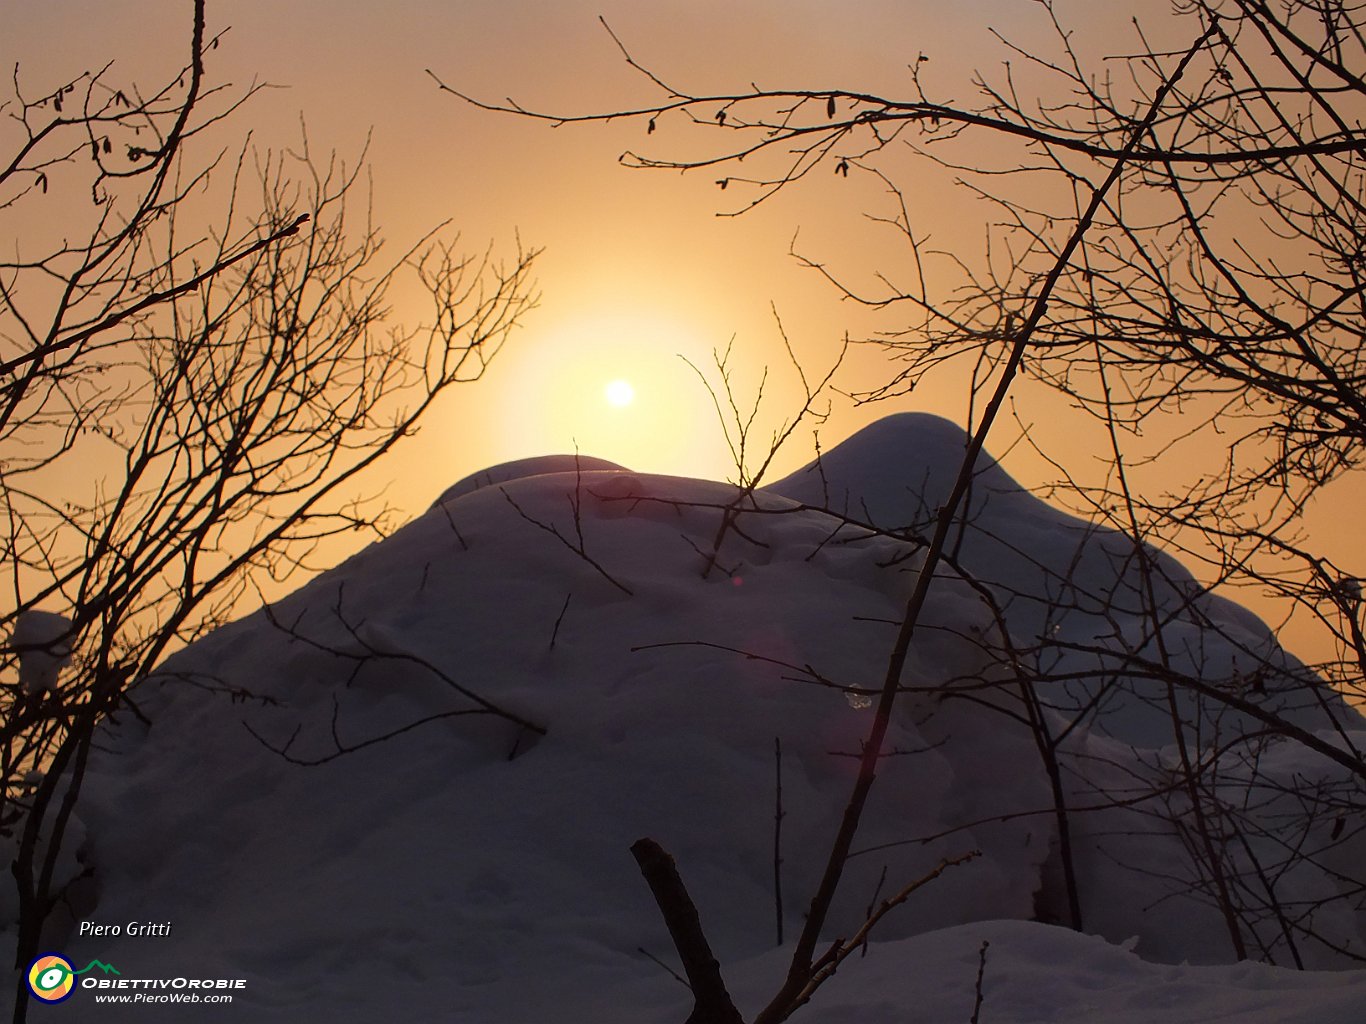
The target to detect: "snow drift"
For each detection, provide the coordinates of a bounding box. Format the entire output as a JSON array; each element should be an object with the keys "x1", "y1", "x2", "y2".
[{"x1": 8, "y1": 413, "x2": 1364, "y2": 1021}]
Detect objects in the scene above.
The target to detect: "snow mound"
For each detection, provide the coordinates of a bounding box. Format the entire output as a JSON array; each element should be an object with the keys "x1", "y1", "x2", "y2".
[
  {"x1": 430, "y1": 453, "x2": 628, "y2": 508},
  {"x1": 722, "y1": 920, "x2": 1366, "y2": 1024},
  {"x1": 11, "y1": 418, "x2": 1363, "y2": 1021},
  {"x1": 11, "y1": 609, "x2": 73, "y2": 695},
  {"x1": 769, "y1": 413, "x2": 1352, "y2": 746}
]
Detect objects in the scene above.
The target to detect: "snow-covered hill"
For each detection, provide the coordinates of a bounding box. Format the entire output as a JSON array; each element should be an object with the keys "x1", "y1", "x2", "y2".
[
  {"x1": 771, "y1": 414, "x2": 1343, "y2": 747},
  {"x1": 11, "y1": 414, "x2": 1365, "y2": 1021}
]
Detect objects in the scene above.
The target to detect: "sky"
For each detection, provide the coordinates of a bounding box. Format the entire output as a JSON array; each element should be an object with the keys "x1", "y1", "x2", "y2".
[
  {"x1": 4, "y1": 0, "x2": 1056, "y2": 491},
  {"x1": 5, "y1": 0, "x2": 1363, "y2": 662},
  {"x1": 4, "y1": 10, "x2": 1365, "y2": 1018}
]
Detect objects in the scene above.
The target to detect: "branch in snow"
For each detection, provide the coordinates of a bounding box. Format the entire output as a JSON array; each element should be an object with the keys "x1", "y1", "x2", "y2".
[{"x1": 630, "y1": 838, "x2": 745, "y2": 1024}]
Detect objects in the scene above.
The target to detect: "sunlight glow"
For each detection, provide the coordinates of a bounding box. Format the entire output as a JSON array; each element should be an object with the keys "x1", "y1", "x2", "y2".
[
  {"x1": 605, "y1": 379, "x2": 635, "y2": 407},
  {"x1": 461, "y1": 309, "x2": 739, "y2": 480}
]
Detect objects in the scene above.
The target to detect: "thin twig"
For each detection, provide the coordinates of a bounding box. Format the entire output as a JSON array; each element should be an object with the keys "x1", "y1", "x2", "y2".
[
  {"x1": 860, "y1": 865, "x2": 888, "y2": 958},
  {"x1": 969, "y1": 940, "x2": 989, "y2": 1024},
  {"x1": 774, "y1": 736, "x2": 785, "y2": 947},
  {"x1": 549, "y1": 592, "x2": 573, "y2": 651},
  {"x1": 637, "y1": 946, "x2": 692, "y2": 990},
  {"x1": 502, "y1": 487, "x2": 634, "y2": 596}
]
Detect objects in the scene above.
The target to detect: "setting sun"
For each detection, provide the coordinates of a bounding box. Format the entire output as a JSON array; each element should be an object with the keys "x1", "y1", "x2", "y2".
[{"x1": 604, "y1": 379, "x2": 635, "y2": 407}]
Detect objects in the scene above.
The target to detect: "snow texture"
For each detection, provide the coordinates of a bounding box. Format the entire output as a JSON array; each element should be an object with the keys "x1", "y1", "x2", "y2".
[
  {"x1": 11, "y1": 609, "x2": 72, "y2": 695},
  {"x1": 429, "y1": 452, "x2": 628, "y2": 509},
  {"x1": 770, "y1": 413, "x2": 1344, "y2": 747},
  {"x1": 7, "y1": 414, "x2": 1363, "y2": 1021}
]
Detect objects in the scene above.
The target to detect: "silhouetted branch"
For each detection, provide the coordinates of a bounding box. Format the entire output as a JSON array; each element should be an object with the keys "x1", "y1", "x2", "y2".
[
  {"x1": 631, "y1": 838, "x2": 745, "y2": 1024},
  {"x1": 969, "y1": 940, "x2": 990, "y2": 1024},
  {"x1": 774, "y1": 737, "x2": 785, "y2": 947},
  {"x1": 501, "y1": 463, "x2": 634, "y2": 596}
]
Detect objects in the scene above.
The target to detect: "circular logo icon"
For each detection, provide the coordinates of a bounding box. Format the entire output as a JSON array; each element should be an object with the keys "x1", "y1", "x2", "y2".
[{"x1": 27, "y1": 953, "x2": 76, "y2": 1003}]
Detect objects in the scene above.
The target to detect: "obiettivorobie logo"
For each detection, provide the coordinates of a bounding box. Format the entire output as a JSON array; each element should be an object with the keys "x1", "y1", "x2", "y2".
[
  {"x1": 26, "y1": 954, "x2": 120, "y2": 1004},
  {"x1": 25, "y1": 953, "x2": 245, "y2": 1007}
]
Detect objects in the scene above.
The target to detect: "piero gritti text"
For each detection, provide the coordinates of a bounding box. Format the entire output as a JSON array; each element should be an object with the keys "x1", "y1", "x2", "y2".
[{"x1": 78, "y1": 920, "x2": 172, "y2": 938}]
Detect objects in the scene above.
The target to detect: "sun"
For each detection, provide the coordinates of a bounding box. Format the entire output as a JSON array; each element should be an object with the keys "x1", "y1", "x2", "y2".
[{"x1": 604, "y1": 379, "x2": 635, "y2": 407}]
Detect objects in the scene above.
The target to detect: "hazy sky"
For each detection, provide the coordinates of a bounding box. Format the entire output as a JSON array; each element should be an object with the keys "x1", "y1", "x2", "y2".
[
  {"x1": 5, "y1": 0, "x2": 1070, "y2": 500},
  {"x1": 8, "y1": 2, "x2": 1362, "y2": 660}
]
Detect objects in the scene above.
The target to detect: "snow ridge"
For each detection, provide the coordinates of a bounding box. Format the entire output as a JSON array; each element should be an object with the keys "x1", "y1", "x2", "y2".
[{"x1": 12, "y1": 414, "x2": 1361, "y2": 1022}]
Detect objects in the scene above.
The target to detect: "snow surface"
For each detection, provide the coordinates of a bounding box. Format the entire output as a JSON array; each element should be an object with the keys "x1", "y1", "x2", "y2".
[
  {"x1": 769, "y1": 414, "x2": 1341, "y2": 747},
  {"x1": 8, "y1": 414, "x2": 1365, "y2": 1021},
  {"x1": 430, "y1": 453, "x2": 627, "y2": 509},
  {"x1": 11, "y1": 609, "x2": 72, "y2": 696}
]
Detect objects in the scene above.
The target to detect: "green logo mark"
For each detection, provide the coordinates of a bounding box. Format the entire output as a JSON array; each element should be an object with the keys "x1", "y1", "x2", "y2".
[{"x1": 77, "y1": 960, "x2": 121, "y2": 977}]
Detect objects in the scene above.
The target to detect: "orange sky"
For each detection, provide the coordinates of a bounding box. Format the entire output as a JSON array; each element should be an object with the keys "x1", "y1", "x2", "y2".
[
  {"x1": 6, "y1": 1, "x2": 1363, "y2": 665},
  {"x1": 5, "y1": 1, "x2": 1053, "y2": 494}
]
